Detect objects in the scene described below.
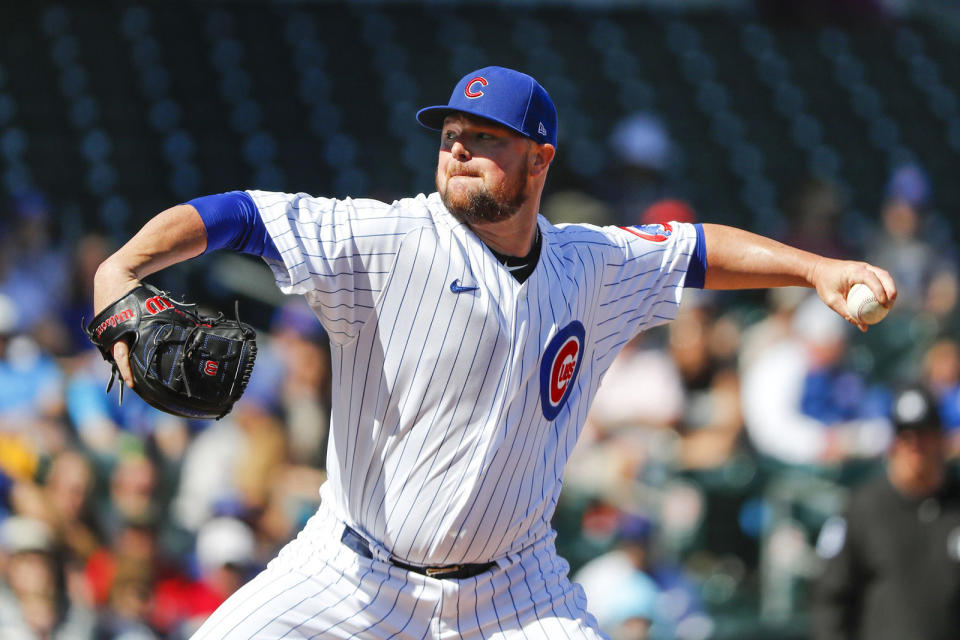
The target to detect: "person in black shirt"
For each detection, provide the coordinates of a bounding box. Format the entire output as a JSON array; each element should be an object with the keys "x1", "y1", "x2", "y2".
[{"x1": 812, "y1": 384, "x2": 960, "y2": 640}]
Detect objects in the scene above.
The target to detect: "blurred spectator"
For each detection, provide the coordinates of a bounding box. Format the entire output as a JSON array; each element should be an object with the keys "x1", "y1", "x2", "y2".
[
  {"x1": 923, "y1": 269, "x2": 960, "y2": 335},
  {"x1": 231, "y1": 299, "x2": 331, "y2": 467},
  {"x1": 170, "y1": 399, "x2": 288, "y2": 534},
  {"x1": 746, "y1": 295, "x2": 888, "y2": 621},
  {"x1": 0, "y1": 433, "x2": 38, "y2": 497},
  {"x1": 886, "y1": 163, "x2": 932, "y2": 211},
  {"x1": 0, "y1": 191, "x2": 70, "y2": 338},
  {"x1": 254, "y1": 461, "x2": 326, "y2": 555},
  {"x1": 85, "y1": 520, "x2": 158, "y2": 608},
  {"x1": 742, "y1": 294, "x2": 891, "y2": 466},
  {"x1": 572, "y1": 298, "x2": 744, "y2": 501},
  {"x1": 0, "y1": 295, "x2": 65, "y2": 426},
  {"x1": 100, "y1": 567, "x2": 159, "y2": 640},
  {"x1": 231, "y1": 405, "x2": 288, "y2": 517},
  {"x1": 9, "y1": 450, "x2": 99, "y2": 563},
  {"x1": 586, "y1": 332, "x2": 685, "y2": 437},
  {"x1": 574, "y1": 513, "x2": 713, "y2": 640},
  {"x1": 85, "y1": 521, "x2": 161, "y2": 639},
  {"x1": 171, "y1": 416, "x2": 244, "y2": 533},
  {"x1": 173, "y1": 401, "x2": 308, "y2": 547},
  {"x1": 598, "y1": 113, "x2": 675, "y2": 225},
  {"x1": 738, "y1": 286, "x2": 810, "y2": 371},
  {"x1": 640, "y1": 199, "x2": 697, "y2": 227},
  {"x1": 575, "y1": 513, "x2": 659, "y2": 632},
  {"x1": 66, "y1": 349, "x2": 189, "y2": 460},
  {"x1": 812, "y1": 384, "x2": 960, "y2": 639},
  {"x1": 153, "y1": 517, "x2": 258, "y2": 638},
  {"x1": 865, "y1": 164, "x2": 951, "y2": 316},
  {"x1": 0, "y1": 295, "x2": 67, "y2": 475},
  {"x1": 168, "y1": 300, "x2": 330, "y2": 542},
  {"x1": 268, "y1": 300, "x2": 331, "y2": 468},
  {"x1": 603, "y1": 572, "x2": 659, "y2": 640},
  {"x1": 566, "y1": 328, "x2": 682, "y2": 512},
  {"x1": 921, "y1": 339, "x2": 960, "y2": 457},
  {"x1": 780, "y1": 178, "x2": 851, "y2": 259},
  {"x1": 667, "y1": 303, "x2": 744, "y2": 470},
  {"x1": 60, "y1": 234, "x2": 114, "y2": 355},
  {"x1": 96, "y1": 453, "x2": 161, "y2": 543},
  {"x1": 542, "y1": 190, "x2": 613, "y2": 227},
  {"x1": 609, "y1": 114, "x2": 673, "y2": 173},
  {"x1": 923, "y1": 339, "x2": 960, "y2": 402},
  {"x1": 0, "y1": 515, "x2": 95, "y2": 638}
]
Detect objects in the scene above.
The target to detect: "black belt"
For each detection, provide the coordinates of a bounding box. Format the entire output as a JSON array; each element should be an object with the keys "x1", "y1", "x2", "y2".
[{"x1": 340, "y1": 524, "x2": 496, "y2": 580}]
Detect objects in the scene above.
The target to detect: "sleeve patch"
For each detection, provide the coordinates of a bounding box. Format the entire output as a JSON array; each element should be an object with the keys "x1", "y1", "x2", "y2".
[{"x1": 619, "y1": 222, "x2": 673, "y2": 242}]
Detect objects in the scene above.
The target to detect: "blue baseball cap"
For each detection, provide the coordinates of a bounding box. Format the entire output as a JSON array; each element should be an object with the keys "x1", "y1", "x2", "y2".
[{"x1": 417, "y1": 66, "x2": 558, "y2": 148}]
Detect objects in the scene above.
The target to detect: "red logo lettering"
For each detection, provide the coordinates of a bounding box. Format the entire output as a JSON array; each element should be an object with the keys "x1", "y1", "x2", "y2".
[
  {"x1": 95, "y1": 308, "x2": 135, "y2": 338},
  {"x1": 144, "y1": 295, "x2": 174, "y2": 315},
  {"x1": 464, "y1": 76, "x2": 488, "y2": 99},
  {"x1": 550, "y1": 339, "x2": 580, "y2": 405},
  {"x1": 204, "y1": 361, "x2": 219, "y2": 376}
]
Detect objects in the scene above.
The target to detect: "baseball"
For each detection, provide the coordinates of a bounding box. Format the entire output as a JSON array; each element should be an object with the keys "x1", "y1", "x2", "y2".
[{"x1": 846, "y1": 283, "x2": 889, "y2": 325}]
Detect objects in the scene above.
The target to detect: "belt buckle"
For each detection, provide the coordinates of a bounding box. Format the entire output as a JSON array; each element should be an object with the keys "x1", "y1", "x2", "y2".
[{"x1": 425, "y1": 565, "x2": 461, "y2": 578}]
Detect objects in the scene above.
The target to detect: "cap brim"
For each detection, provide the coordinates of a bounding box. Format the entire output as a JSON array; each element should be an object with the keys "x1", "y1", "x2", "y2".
[
  {"x1": 415, "y1": 106, "x2": 532, "y2": 142},
  {"x1": 416, "y1": 106, "x2": 458, "y2": 130}
]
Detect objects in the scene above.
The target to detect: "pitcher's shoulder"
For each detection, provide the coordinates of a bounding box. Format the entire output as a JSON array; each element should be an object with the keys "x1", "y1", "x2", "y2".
[{"x1": 544, "y1": 219, "x2": 629, "y2": 256}]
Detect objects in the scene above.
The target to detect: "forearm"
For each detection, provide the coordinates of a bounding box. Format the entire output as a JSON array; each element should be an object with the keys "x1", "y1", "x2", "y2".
[
  {"x1": 700, "y1": 223, "x2": 897, "y2": 330},
  {"x1": 94, "y1": 204, "x2": 207, "y2": 313},
  {"x1": 702, "y1": 223, "x2": 821, "y2": 290}
]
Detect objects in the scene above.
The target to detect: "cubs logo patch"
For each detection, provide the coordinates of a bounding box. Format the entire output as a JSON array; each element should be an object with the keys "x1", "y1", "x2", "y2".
[
  {"x1": 620, "y1": 222, "x2": 673, "y2": 242},
  {"x1": 540, "y1": 321, "x2": 586, "y2": 421}
]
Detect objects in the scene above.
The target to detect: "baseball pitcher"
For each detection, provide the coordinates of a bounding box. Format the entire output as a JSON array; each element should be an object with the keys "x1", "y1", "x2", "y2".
[{"x1": 91, "y1": 67, "x2": 896, "y2": 639}]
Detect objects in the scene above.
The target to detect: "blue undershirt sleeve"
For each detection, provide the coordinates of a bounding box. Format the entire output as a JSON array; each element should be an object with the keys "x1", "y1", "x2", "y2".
[
  {"x1": 684, "y1": 223, "x2": 707, "y2": 289},
  {"x1": 186, "y1": 191, "x2": 281, "y2": 261}
]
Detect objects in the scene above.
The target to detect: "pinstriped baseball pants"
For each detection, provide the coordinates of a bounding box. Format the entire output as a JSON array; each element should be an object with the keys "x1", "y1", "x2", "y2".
[{"x1": 190, "y1": 501, "x2": 607, "y2": 640}]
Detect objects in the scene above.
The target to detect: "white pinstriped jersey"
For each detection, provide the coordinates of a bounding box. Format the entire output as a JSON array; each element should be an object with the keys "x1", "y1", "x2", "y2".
[{"x1": 251, "y1": 189, "x2": 697, "y2": 566}]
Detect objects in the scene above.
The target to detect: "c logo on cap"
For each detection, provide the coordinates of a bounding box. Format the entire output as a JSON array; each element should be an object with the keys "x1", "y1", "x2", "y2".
[{"x1": 464, "y1": 76, "x2": 488, "y2": 99}]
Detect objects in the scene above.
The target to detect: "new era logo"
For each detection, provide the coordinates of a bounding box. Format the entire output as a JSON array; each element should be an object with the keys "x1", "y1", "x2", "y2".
[{"x1": 538, "y1": 122, "x2": 547, "y2": 136}]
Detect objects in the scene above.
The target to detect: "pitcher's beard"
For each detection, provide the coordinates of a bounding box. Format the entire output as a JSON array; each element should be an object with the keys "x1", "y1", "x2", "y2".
[{"x1": 439, "y1": 173, "x2": 529, "y2": 225}]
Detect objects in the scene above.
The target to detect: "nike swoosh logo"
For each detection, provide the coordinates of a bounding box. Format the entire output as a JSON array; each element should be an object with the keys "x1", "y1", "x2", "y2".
[
  {"x1": 450, "y1": 279, "x2": 479, "y2": 294},
  {"x1": 505, "y1": 264, "x2": 527, "y2": 272}
]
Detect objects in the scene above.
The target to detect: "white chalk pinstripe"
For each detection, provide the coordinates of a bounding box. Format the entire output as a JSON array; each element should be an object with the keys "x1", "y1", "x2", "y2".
[
  {"x1": 191, "y1": 500, "x2": 603, "y2": 639},
  {"x1": 191, "y1": 190, "x2": 697, "y2": 637}
]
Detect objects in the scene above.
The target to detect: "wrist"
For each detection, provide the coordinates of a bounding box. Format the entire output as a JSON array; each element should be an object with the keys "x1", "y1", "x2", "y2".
[
  {"x1": 93, "y1": 259, "x2": 140, "y2": 314},
  {"x1": 805, "y1": 255, "x2": 831, "y2": 290}
]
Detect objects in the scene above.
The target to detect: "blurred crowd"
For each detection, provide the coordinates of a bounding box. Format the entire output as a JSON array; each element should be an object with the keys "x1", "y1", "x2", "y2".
[
  {"x1": 548, "y1": 113, "x2": 960, "y2": 640},
  {"x1": 0, "y1": 194, "x2": 331, "y2": 639},
  {"x1": 2, "y1": 113, "x2": 960, "y2": 640}
]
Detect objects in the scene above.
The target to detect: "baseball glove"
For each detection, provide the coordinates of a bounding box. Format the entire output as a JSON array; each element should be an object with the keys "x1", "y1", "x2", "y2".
[{"x1": 85, "y1": 283, "x2": 257, "y2": 420}]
